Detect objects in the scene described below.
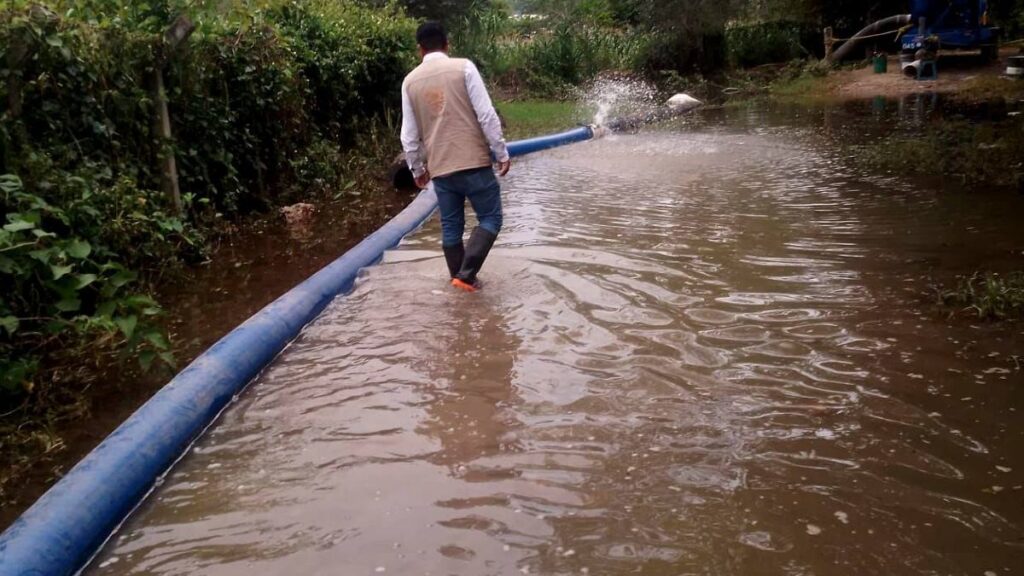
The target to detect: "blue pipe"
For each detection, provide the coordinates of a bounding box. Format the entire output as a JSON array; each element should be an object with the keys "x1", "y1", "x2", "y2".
[
  {"x1": 507, "y1": 125, "x2": 594, "y2": 157},
  {"x1": 0, "y1": 127, "x2": 597, "y2": 576}
]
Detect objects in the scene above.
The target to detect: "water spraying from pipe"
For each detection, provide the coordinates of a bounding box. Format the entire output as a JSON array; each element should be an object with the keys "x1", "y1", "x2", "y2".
[{"x1": 581, "y1": 77, "x2": 658, "y2": 127}]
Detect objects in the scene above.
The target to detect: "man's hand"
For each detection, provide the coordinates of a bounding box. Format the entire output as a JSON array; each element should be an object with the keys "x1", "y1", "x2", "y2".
[
  {"x1": 414, "y1": 170, "x2": 431, "y2": 189},
  {"x1": 497, "y1": 159, "x2": 511, "y2": 177}
]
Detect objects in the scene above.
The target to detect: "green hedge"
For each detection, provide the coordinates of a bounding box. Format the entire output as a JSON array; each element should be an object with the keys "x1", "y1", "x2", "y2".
[
  {"x1": 0, "y1": 1, "x2": 415, "y2": 405},
  {"x1": 726, "y1": 21, "x2": 821, "y2": 68},
  {"x1": 453, "y1": 9, "x2": 651, "y2": 98}
]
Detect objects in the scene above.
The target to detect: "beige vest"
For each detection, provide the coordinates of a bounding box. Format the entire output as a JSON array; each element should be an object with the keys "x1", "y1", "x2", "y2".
[{"x1": 404, "y1": 56, "x2": 491, "y2": 178}]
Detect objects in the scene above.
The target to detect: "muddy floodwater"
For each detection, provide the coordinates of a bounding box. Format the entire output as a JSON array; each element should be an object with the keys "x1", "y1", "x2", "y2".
[{"x1": 91, "y1": 102, "x2": 1024, "y2": 575}]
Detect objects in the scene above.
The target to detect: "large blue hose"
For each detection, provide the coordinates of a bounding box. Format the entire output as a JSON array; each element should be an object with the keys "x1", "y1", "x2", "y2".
[
  {"x1": 507, "y1": 126, "x2": 593, "y2": 156},
  {"x1": 0, "y1": 127, "x2": 596, "y2": 576}
]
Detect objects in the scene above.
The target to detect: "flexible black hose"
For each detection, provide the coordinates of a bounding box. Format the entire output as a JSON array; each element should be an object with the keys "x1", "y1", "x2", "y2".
[{"x1": 828, "y1": 14, "x2": 912, "y2": 63}]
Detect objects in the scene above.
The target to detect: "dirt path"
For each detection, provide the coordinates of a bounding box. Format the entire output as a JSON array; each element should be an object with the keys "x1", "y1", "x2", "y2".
[{"x1": 830, "y1": 49, "x2": 1022, "y2": 100}]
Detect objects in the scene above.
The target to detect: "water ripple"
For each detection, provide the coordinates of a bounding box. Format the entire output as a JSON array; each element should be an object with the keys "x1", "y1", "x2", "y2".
[{"x1": 91, "y1": 117, "x2": 1024, "y2": 575}]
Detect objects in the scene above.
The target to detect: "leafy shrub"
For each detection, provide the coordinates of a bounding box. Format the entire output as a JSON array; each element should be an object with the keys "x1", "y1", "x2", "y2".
[
  {"x1": 0, "y1": 1, "x2": 416, "y2": 407},
  {"x1": 726, "y1": 21, "x2": 819, "y2": 67},
  {"x1": 450, "y1": 7, "x2": 517, "y2": 78},
  {"x1": 527, "y1": 23, "x2": 646, "y2": 86},
  {"x1": 454, "y1": 10, "x2": 650, "y2": 98},
  {"x1": 274, "y1": 1, "x2": 414, "y2": 141},
  {"x1": 0, "y1": 173, "x2": 179, "y2": 399},
  {"x1": 637, "y1": 29, "x2": 728, "y2": 75}
]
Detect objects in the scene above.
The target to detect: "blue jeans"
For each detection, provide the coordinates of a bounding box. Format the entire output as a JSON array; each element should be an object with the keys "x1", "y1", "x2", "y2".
[{"x1": 433, "y1": 166, "x2": 502, "y2": 246}]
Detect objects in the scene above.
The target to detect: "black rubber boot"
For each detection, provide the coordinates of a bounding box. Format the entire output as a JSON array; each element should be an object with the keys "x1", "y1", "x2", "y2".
[
  {"x1": 442, "y1": 242, "x2": 464, "y2": 278},
  {"x1": 455, "y1": 227, "x2": 497, "y2": 286}
]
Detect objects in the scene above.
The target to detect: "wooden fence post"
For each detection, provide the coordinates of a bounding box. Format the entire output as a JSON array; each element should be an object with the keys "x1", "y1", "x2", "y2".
[
  {"x1": 153, "y1": 16, "x2": 195, "y2": 216},
  {"x1": 6, "y1": 36, "x2": 27, "y2": 119}
]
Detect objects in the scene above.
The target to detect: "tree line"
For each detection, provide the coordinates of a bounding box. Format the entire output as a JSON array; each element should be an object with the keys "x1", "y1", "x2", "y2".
[{"x1": 391, "y1": 0, "x2": 1023, "y2": 74}]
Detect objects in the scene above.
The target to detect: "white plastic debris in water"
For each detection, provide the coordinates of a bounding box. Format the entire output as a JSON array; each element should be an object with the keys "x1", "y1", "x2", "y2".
[
  {"x1": 806, "y1": 524, "x2": 822, "y2": 535},
  {"x1": 666, "y1": 93, "x2": 702, "y2": 110},
  {"x1": 834, "y1": 511, "x2": 849, "y2": 524}
]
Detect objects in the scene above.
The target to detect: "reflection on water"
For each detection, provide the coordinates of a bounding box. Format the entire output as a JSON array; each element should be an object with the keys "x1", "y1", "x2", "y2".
[{"x1": 91, "y1": 104, "x2": 1024, "y2": 575}]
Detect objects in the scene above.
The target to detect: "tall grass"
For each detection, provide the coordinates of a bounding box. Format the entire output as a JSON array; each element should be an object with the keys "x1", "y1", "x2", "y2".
[
  {"x1": 527, "y1": 23, "x2": 648, "y2": 85},
  {"x1": 450, "y1": 8, "x2": 518, "y2": 77},
  {"x1": 495, "y1": 100, "x2": 583, "y2": 139},
  {"x1": 935, "y1": 271, "x2": 1024, "y2": 320},
  {"x1": 452, "y1": 10, "x2": 651, "y2": 97}
]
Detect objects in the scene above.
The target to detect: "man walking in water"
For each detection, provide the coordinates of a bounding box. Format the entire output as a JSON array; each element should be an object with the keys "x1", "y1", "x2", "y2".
[{"x1": 401, "y1": 21, "x2": 511, "y2": 292}]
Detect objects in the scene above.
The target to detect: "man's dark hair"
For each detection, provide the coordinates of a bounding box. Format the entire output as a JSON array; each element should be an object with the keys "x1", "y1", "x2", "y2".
[{"x1": 416, "y1": 21, "x2": 447, "y2": 52}]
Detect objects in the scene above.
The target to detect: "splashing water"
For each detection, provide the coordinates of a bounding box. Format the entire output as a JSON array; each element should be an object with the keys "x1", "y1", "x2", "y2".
[{"x1": 580, "y1": 76, "x2": 657, "y2": 127}]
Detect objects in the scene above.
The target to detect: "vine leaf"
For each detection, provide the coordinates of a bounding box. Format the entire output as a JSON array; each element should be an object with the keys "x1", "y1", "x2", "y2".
[
  {"x1": 3, "y1": 220, "x2": 35, "y2": 232},
  {"x1": 50, "y1": 264, "x2": 73, "y2": 280},
  {"x1": 114, "y1": 315, "x2": 138, "y2": 340},
  {"x1": 138, "y1": 350, "x2": 156, "y2": 372},
  {"x1": 144, "y1": 331, "x2": 170, "y2": 350},
  {"x1": 109, "y1": 270, "x2": 137, "y2": 288},
  {"x1": 55, "y1": 298, "x2": 81, "y2": 312},
  {"x1": 75, "y1": 273, "x2": 98, "y2": 289},
  {"x1": 0, "y1": 316, "x2": 18, "y2": 336},
  {"x1": 67, "y1": 239, "x2": 92, "y2": 259}
]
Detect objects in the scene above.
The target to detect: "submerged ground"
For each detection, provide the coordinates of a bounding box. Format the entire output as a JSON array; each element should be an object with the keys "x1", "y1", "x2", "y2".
[{"x1": 88, "y1": 103, "x2": 1024, "y2": 575}]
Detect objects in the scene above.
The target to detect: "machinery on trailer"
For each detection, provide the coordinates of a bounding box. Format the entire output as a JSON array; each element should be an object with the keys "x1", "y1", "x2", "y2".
[{"x1": 901, "y1": 0, "x2": 1000, "y2": 59}]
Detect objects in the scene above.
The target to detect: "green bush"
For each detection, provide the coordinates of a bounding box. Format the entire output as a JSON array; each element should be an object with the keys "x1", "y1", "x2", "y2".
[
  {"x1": 274, "y1": 1, "x2": 414, "y2": 140},
  {"x1": 527, "y1": 23, "x2": 646, "y2": 86},
  {"x1": 0, "y1": 172, "x2": 181, "y2": 397},
  {"x1": 636, "y1": 28, "x2": 728, "y2": 75},
  {"x1": 451, "y1": 7, "x2": 517, "y2": 78},
  {"x1": 726, "y1": 21, "x2": 818, "y2": 68},
  {"x1": 453, "y1": 9, "x2": 650, "y2": 98},
  {"x1": 0, "y1": 1, "x2": 416, "y2": 408}
]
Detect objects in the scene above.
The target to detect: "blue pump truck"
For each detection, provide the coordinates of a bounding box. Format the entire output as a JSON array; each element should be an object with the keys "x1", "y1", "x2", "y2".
[{"x1": 901, "y1": 0, "x2": 1000, "y2": 59}]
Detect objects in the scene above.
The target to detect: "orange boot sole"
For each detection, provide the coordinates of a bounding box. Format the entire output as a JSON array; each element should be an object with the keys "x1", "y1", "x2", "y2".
[{"x1": 451, "y1": 278, "x2": 477, "y2": 292}]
